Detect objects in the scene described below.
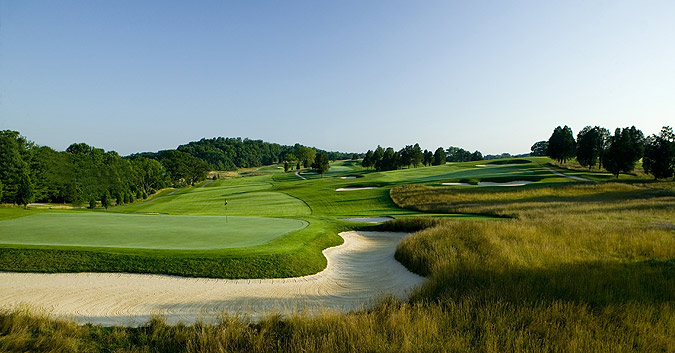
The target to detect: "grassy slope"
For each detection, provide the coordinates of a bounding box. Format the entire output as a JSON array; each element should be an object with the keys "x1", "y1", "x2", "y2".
[
  {"x1": 0, "y1": 157, "x2": 625, "y2": 278},
  {"x1": 2, "y1": 171, "x2": 673, "y2": 352}
]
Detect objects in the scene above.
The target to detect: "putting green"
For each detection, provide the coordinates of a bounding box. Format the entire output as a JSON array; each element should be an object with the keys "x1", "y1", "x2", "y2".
[{"x1": 0, "y1": 213, "x2": 307, "y2": 250}]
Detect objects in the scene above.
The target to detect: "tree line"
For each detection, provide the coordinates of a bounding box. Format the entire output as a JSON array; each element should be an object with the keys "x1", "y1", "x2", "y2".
[
  {"x1": 532, "y1": 125, "x2": 675, "y2": 179},
  {"x1": 0, "y1": 131, "x2": 353, "y2": 208},
  {"x1": 361, "y1": 144, "x2": 483, "y2": 171},
  {"x1": 0, "y1": 130, "x2": 170, "y2": 208}
]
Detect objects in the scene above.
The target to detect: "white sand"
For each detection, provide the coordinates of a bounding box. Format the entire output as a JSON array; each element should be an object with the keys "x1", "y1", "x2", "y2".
[
  {"x1": 340, "y1": 176, "x2": 358, "y2": 179},
  {"x1": 340, "y1": 217, "x2": 394, "y2": 223},
  {"x1": 0, "y1": 231, "x2": 424, "y2": 327},
  {"x1": 475, "y1": 164, "x2": 524, "y2": 167},
  {"x1": 442, "y1": 181, "x2": 533, "y2": 187},
  {"x1": 336, "y1": 187, "x2": 380, "y2": 191}
]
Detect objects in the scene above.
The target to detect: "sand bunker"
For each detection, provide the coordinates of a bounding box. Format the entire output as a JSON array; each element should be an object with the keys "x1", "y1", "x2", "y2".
[
  {"x1": 0, "y1": 231, "x2": 424, "y2": 327},
  {"x1": 442, "y1": 181, "x2": 533, "y2": 187},
  {"x1": 340, "y1": 176, "x2": 358, "y2": 179},
  {"x1": 340, "y1": 217, "x2": 394, "y2": 223},
  {"x1": 475, "y1": 164, "x2": 524, "y2": 167},
  {"x1": 336, "y1": 186, "x2": 380, "y2": 191}
]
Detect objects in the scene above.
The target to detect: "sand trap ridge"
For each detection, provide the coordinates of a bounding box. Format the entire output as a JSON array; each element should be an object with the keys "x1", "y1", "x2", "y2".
[
  {"x1": 475, "y1": 164, "x2": 523, "y2": 167},
  {"x1": 442, "y1": 181, "x2": 533, "y2": 187},
  {"x1": 340, "y1": 217, "x2": 394, "y2": 223},
  {"x1": 0, "y1": 231, "x2": 424, "y2": 327},
  {"x1": 336, "y1": 186, "x2": 380, "y2": 191}
]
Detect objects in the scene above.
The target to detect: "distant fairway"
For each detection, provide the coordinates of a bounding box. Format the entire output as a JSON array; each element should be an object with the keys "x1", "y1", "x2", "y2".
[{"x1": 0, "y1": 213, "x2": 306, "y2": 250}]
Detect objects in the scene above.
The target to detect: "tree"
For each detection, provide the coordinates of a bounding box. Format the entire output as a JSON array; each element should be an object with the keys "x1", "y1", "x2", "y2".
[
  {"x1": 372, "y1": 146, "x2": 385, "y2": 171},
  {"x1": 576, "y1": 126, "x2": 602, "y2": 169},
  {"x1": 643, "y1": 126, "x2": 675, "y2": 180},
  {"x1": 547, "y1": 126, "x2": 576, "y2": 163},
  {"x1": 411, "y1": 143, "x2": 424, "y2": 167},
  {"x1": 530, "y1": 141, "x2": 548, "y2": 157},
  {"x1": 423, "y1": 150, "x2": 433, "y2": 166},
  {"x1": 432, "y1": 147, "x2": 446, "y2": 166},
  {"x1": 88, "y1": 195, "x2": 97, "y2": 209},
  {"x1": 603, "y1": 127, "x2": 644, "y2": 177},
  {"x1": 312, "y1": 152, "x2": 330, "y2": 176},
  {"x1": 0, "y1": 179, "x2": 3, "y2": 201},
  {"x1": 15, "y1": 169, "x2": 34, "y2": 208},
  {"x1": 470, "y1": 150, "x2": 483, "y2": 161},
  {"x1": 101, "y1": 191, "x2": 111, "y2": 209},
  {"x1": 446, "y1": 146, "x2": 472, "y2": 162},
  {"x1": 116, "y1": 192, "x2": 124, "y2": 206},
  {"x1": 351, "y1": 153, "x2": 359, "y2": 160},
  {"x1": 399, "y1": 145, "x2": 413, "y2": 168},
  {"x1": 362, "y1": 150, "x2": 374, "y2": 169}
]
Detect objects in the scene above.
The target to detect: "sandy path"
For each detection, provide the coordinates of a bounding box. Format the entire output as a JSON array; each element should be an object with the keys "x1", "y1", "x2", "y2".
[
  {"x1": 295, "y1": 170, "x2": 307, "y2": 180},
  {"x1": 543, "y1": 167, "x2": 595, "y2": 182},
  {"x1": 336, "y1": 187, "x2": 380, "y2": 191},
  {"x1": 340, "y1": 217, "x2": 394, "y2": 223},
  {"x1": 442, "y1": 181, "x2": 533, "y2": 187},
  {"x1": 0, "y1": 231, "x2": 424, "y2": 327}
]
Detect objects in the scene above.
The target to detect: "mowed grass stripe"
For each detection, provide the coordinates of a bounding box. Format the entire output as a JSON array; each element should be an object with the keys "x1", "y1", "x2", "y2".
[
  {"x1": 0, "y1": 213, "x2": 307, "y2": 250},
  {"x1": 121, "y1": 180, "x2": 311, "y2": 217}
]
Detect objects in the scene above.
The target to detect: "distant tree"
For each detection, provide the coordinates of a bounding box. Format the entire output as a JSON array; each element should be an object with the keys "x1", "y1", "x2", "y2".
[
  {"x1": 362, "y1": 150, "x2": 374, "y2": 169},
  {"x1": 372, "y1": 146, "x2": 385, "y2": 171},
  {"x1": 628, "y1": 126, "x2": 645, "y2": 163},
  {"x1": 547, "y1": 126, "x2": 576, "y2": 163},
  {"x1": 470, "y1": 150, "x2": 483, "y2": 161},
  {"x1": 295, "y1": 145, "x2": 316, "y2": 168},
  {"x1": 88, "y1": 195, "x2": 97, "y2": 209},
  {"x1": 576, "y1": 126, "x2": 602, "y2": 169},
  {"x1": 124, "y1": 192, "x2": 132, "y2": 204},
  {"x1": 15, "y1": 169, "x2": 34, "y2": 209},
  {"x1": 603, "y1": 127, "x2": 644, "y2": 177},
  {"x1": 0, "y1": 179, "x2": 3, "y2": 201},
  {"x1": 423, "y1": 150, "x2": 434, "y2": 166},
  {"x1": 296, "y1": 161, "x2": 301, "y2": 170},
  {"x1": 432, "y1": 147, "x2": 446, "y2": 166},
  {"x1": 101, "y1": 191, "x2": 111, "y2": 209},
  {"x1": 399, "y1": 145, "x2": 413, "y2": 168},
  {"x1": 530, "y1": 141, "x2": 548, "y2": 157},
  {"x1": 643, "y1": 126, "x2": 675, "y2": 180},
  {"x1": 142, "y1": 191, "x2": 148, "y2": 199},
  {"x1": 283, "y1": 161, "x2": 290, "y2": 172},
  {"x1": 597, "y1": 127, "x2": 611, "y2": 168},
  {"x1": 446, "y1": 146, "x2": 472, "y2": 162},
  {"x1": 312, "y1": 152, "x2": 330, "y2": 176},
  {"x1": 379, "y1": 147, "x2": 398, "y2": 171},
  {"x1": 411, "y1": 143, "x2": 424, "y2": 167},
  {"x1": 116, "y1": 192, "x2": 124, "y2": 206},
  {"x1": 351, "y1": 153, "x2": 359, "y2": 160}
]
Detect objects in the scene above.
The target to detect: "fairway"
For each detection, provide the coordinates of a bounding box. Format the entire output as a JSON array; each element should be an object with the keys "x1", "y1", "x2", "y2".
[{"x1": 0, "y1": 213, "x2": 307, "y2": 250}]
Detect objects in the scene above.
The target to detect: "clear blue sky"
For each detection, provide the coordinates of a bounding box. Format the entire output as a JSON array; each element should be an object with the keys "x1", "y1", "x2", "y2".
[{"x1": 1, "y1": 1, "x2": 673, "y2": 156}]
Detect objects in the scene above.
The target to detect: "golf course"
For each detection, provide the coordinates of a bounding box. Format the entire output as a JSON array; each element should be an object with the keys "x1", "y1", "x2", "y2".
[{"x1": 1, "y1": 157, "x2": 675, "y2": 352}]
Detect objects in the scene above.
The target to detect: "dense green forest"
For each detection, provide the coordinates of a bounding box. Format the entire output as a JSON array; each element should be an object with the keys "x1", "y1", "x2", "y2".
[{"x1": 0, "y1": 131, "x2": 353, "y2": 207}]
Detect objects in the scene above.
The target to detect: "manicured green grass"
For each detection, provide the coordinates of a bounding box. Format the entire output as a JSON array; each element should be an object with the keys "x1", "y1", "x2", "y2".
[
  {"x1": 3, "y1": 179, "x2": 674, "y2": 352},
  {"x1": 0, "y1": 156, "x2": 600, "y2": 278},
  {"x1": 0, "y1": 213, "x2": 306, "y2": 250}
]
